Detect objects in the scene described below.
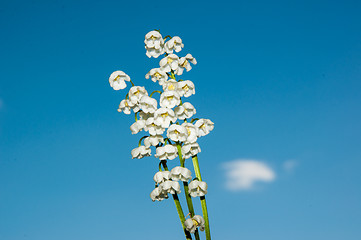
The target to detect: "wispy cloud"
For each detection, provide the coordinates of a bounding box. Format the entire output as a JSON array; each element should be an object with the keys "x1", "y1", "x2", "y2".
[
  {"x1": 283, "y1": 160, "x2": 298, "y2": 173},
  {"x1": 223, "y1": 159, "x2": 276, "y2": 191}
]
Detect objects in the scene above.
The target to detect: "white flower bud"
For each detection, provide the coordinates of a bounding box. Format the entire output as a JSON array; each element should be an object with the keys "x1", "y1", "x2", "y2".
[
  {"x1": 130, "y1": 120, "x2": 145, "y2": 134},
  {"x1": 188, "y1": 180, "x2": 208, "y2": 197},
  {"x1": 170, "y1": 166, "x2": 192, "y2": 182},
  {"x1": 174, "y1": 102, "x2": 196, "y2": 120},
  {"x1": 150, "y1": 186, "x2": 168, "y2": 201},
  {"x1": 153, "y1": 171, "x2": 171, "y2": 184},
  {"x1": 159, "y1": 180, "x2": 181, "y2": 194},
  {"x1": 144, "y1": 31, "x2": 165, "y2": 58},
  {"x1": 194, "y1": 119, "x2": 214, "y2": 137},
  {"x1": 131, "y1": 145, "x2": 151, "y2": 159},
  {"x1": 181, "y1": 142, "x2": 201, "y2": 159},
  {"x1": 144, "y1": 135, "x2": 164, "y2": 148},
  {"x1": 167, "y1": 124, "x2": 188, "y2": 142},
  {"x1": 155, "y1": 145, "x2": 178, "y2": 160},
  {"x1": 109, "y1": 71, "x2": 130, "y2": 90}
]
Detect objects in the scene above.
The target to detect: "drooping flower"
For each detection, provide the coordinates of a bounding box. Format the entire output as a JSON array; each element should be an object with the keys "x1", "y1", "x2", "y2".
[
  {"x1": 153, "y1": 171, "x2": 171, "y2": 184},
  {"x1": 128, "y1": 86, "x2": 148, "y2": 105},
  {"x1": 181, "y1": 122, "x2": 198, "y2": 143},
  {"x1": 131, "y1": 145, "x2": 151, "y2": 159},
  {"x1": 117, "y1": 99, "x2": 139, "y2": 114},
  {"x1": 144, "y1": 31, "x2": 165, "y2": 58},
  {"x1": 188, "y1": 180, "x2": 208, "y2": 197},
  {"x1": 145, "y1": 68, "x2": 168, "y2": 85},
  {"x1": 170, "y1": 166, "x2": 192, "y2": 182},
  {"x1": 178, "y1": 80, "x2": 195, "y2": 97},
  {"x1": 154, "y1": 108, "x2": 177, "y2": 128},
  {"x1": 160, "y1": 90, "x2": 181, "y2": 109},
  {"x1": 174, "y1": 102, "x2": 196, "y2": 120},
  {"x1": 130, "y1": 120, "x2": 146, "y2": 134},
  {"x1": 167, "y1": 124, "x2": 188, "y2": 142},
  {"x1": 184, "y1": 215, "x2": 205, "y2": 233},
  {"x1": 162, "y1": 79, "x2": 179, "y2": 92},
  {"x1": 144, "y1": 117, "x2": 165, "y2": 136},
  {"x1": 159, "y1": 180, "x2": 181, "y2": 194},
  {"x1": 139, "y1": 95, "x2": 157, "y2": 114},
  {"x1": 159, "y1": 54, "x2": 179, "y2": 73},
  {"x1": 164, "y1": 36, "x2": 184, "y2": 54},
  {"x1": 155, "y1": 144, "x2": 178, "y2": 160},
  {"x1": 175, "y1": 54, "x2": 197, "y2": 75},
  {"x1": 181, "y1": 142, "x2": 201, "y2": 159},
  {"x1": 109, "y1": 71, "x2": 131, "y2": 90},
  {"x1": 150, "y1": 186, "x2": 168, "y2": 202},
  {"x1": 194, "y1": 119, "x2": 214, "y2": 137},
  {"x1": 144, "y1": 135, "x2": 165, "y2": 148}
]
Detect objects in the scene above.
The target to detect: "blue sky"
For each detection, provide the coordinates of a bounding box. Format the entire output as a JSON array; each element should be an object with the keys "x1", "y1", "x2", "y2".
[{"x1": 1, "y1": 0, "x2": 361, "y2": 239}]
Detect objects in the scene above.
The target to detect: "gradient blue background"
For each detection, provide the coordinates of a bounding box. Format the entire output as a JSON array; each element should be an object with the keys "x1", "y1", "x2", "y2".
[{"x1": 1, "y1": 0, "x2": 361, "y2": 239}]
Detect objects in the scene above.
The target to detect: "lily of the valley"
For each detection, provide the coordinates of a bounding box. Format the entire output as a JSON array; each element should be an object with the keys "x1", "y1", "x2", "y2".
[
  {"x1": 154, "y1": 108, "x2": 177, "y2": 128},
  {"x1": 162, "y1": 79, "x2": 179, "y2": 92},
  {"x1": 181, "y1": 142, "x2": 201, "y2": 159},
  {"x1": 153, "y1": 171, "x2": 171, "y2": 184},
  {"x1": 181, "y1": 122, "x2": 198, "y2": 143},
  {"x1": 109, "y1": 71, "x2": 130, "y2": 90},
  {"x1": 139, "y1": 95, "x2": 158, "y2": 114},
  {"x1": 150, "y1": 186, "x2": 168, "y2": 202},
  {"x1": 160, "y1": 90, "x2": 181, "y2": 109},
  {"x1": 164, "y1": 36, "x2": 184, "y2": 54},
  {"x1": 144, "y1": 135, "x2": 165, "y2": 148},
  {"x1": 170, "y1": 166, "x2": 192, "y2": 182},
  {"x1": 155, "y1": 144, "x2": 178, "y2": 160},
  {"x1": 159, "y1": 54, "x2": 179, "y2": 73},
  {"x1": 159, "y1": 180, "x2": 181, "y2": 194},
  {"x1": 188, "y1": 180, "x2": 208, "y2": 197},
  {"x1": 130, "y1": 120, "x2": 146, "y2": 134},
  {"x1": 118, "y1": 99, "x2": 139, "y2": 114},
  {"x1": 131, "y1": 145, "x2": 151, "y2": 159},
  {"x1": 128, "y1": 86, "x2": 148, "y2": 105},
  {"x1": 167, "y1": 124, "x2": 188, "y2": 142},
  {"x1": 195, "y1": 118, "x2": 214, "y2": 137},
  {"x1": 144, "y1": 117, "x2": 165, "y2": 136},
  {"x1": 144, "y1": 30, "x2": 164, "y2": 58},
  {"x1": 184, "y1": 215, "x2": 205, "y2": 233},
  {"x1": 145, "y1": 68, "x2": 168, "y2": 85},
  {"x1": 174, "y1": 102, "x2": 196, "y2": 120},
  {"x1": 175, "y1": 54, "x2": 197, "y2": 75},
  {"x1": 178, "y1": 80, "x2": 195, "y2": 97}
]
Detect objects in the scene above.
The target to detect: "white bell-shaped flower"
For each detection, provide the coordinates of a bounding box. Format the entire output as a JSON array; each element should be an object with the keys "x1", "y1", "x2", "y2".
[
  {"x1": 117, "y1": 99, "x2": 137, "y2": 114},
  {"x1": 167, "y1": 124, "x2": 188, "y2": 142},
  {"x1": 155, "y1": 144, "x2": 178, "y2": 160},
  {"x1": 153, "y1": 171, "x2": 171, "y2": 184},
  {"x1": 175, "y1": 54, "x2": 197, "y2": 75},
  {"x1": 109, "y1": 71, "x2": 131, "y2": 90},
  {"x1": 130, "y1": 120, "x2": 146, "y2": 134},
  {"x1": 181, "y1": 142, "x2": 201, "y2": 159},
  {"x1": 145, "y1": 68, "x2": 168, "y2": 85},
  {"x1": 162, "y1": 79, "x2": 179, "y2": 92},
  {"x1": 174, "y1": 102, "x2": 196, "y2": 120},
  {"x1": 195, "y1": 119, "x2": 214, "y2": 137},
  {"x1": 139, "y1": 95, "x2": 157, "y2": 114},
  {"x1": 131, "y1": 145, "x2": 151, "y2": 159},
  {"x1": 160, "y1": 90, "x2": 181, "y2": 109},
  {"x1": 144, "y1": 30, "x2": 165, "y2": 58},
  {"x1": 178, "y1": 80, "x2": 195, "y2": 97},
  {"x1": 170, "y1": 166, "x2": 192, "y2": 182},
  {"x1": 144, "y1": 117, "x2": 165, "y2": 136},
  {"x1": 154, "y1": 108, "x2": 177, "y2": 128},
  {"x1": 150, "y1": 186, "x2": 168, "y2": 202},
  {"x1": 159, "y1": 180, "x2": 181, "y2": 194},
  {"x1": 144, "y1": 135, "x2": 165, "y2": 148},
  {"x1": 164, "y1": 36, "x2": 184, "y2": 54},
  {"x1": 181, "y1": 122, "x2": 198, "y2": 143},
  {"x1": 128, "y1": 86, "x2": 148, "y2": 105},
  {"x1": 159, "y1": 54, "x2": 179, "y2": 73},
  {"x1": 188, "y1": 180, "x2": 208, "y2": 197},
  {"x1": 184, "y1": 215, "x2": 205, "y2": 233}
]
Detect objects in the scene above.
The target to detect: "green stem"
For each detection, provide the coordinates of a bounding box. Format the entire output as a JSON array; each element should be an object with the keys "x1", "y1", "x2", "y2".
[
  {"x1": 129, "y1": 79, "x2": 135, "y2": 86},
  {"x1": 192, "y1": 155, "x2": 211, "y2": 240},
  {"x1": 172, "y1": 194, "x2": 193, "y2": 240},
  {"x1": 149, "y1": 90, "x2": 162, "y2": 97},
  {"x1": 177, "y1": 144, "x2": 200, "y2": 240},
  {"x1": 138, "y1": 136, "x2": 148, "y2": 147}
]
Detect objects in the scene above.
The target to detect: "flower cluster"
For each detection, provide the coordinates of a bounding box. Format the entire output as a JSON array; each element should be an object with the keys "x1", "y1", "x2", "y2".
[{"x1": 108, "y1": 30, "x2": 214, "y2": 239}]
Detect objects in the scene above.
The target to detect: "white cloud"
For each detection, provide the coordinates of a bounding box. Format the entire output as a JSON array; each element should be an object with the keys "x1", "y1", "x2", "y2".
[
  {"x1": 223, "y1": 159, "x2": 276, "y2": 191},
  {"x1": 283, "y1": 160, "x2": 298, "y2": 173}
]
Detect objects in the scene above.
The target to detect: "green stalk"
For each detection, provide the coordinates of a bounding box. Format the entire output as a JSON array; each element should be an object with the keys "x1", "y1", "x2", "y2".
[
  {"x1": 176, "y1": 144, "x2": 200, "y2": 240},
  {"x1": 192, "y1": 155, "x2": 211, "y2": 240},
  {"x1": 161, "y1": 160, "x2": 192, "y2": 240}
]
